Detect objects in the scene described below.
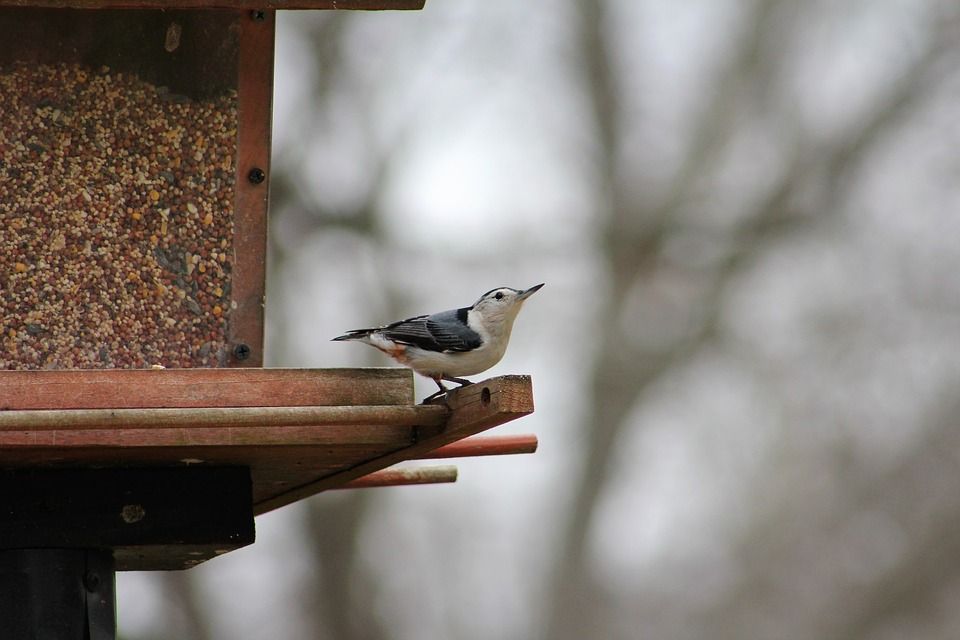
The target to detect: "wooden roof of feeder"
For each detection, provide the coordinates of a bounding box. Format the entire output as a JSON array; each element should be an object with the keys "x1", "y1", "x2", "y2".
[{"x1": 0, "y1": 0, "x2": 538, "y2": 574}]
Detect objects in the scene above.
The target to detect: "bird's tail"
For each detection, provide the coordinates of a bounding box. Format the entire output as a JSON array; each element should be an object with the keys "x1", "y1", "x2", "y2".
[{"x1": 331, "y1": 328, "x2": 375, "y2": 342}]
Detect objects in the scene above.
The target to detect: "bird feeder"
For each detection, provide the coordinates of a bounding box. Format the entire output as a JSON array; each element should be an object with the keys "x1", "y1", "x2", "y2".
[{"x1": 0, "y1": 2, "x2": 537, "y2": 637}]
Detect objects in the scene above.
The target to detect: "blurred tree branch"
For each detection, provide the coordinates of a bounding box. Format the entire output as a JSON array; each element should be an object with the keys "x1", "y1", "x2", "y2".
[
  {"x1": 544, "y1": 1, "x2": 959, "y2": 639},
  {"x1": 303, "y1": 493, "x2": 390, "y2": 640},
  {"x1": 544, "y1": 1, "x2": 785, "y2": 636},
  {"x1": 155, "y1": 572, "x2": 213, "y2": 640}
]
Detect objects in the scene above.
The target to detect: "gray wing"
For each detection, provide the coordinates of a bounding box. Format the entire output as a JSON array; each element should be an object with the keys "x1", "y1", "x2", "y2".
[{"x1": 381, "y1": 308, "x2": 482, "y2": 352}]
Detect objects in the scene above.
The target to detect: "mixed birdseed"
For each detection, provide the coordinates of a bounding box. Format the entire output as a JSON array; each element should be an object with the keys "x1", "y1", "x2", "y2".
[{"x1": 0, "y1": 62, "x2": 237, "y2": 368}]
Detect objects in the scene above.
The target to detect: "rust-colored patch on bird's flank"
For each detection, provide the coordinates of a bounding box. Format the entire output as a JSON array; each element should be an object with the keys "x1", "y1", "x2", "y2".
[{"x1": 376, "y1": 343, "x2": 408, "y2": 364}]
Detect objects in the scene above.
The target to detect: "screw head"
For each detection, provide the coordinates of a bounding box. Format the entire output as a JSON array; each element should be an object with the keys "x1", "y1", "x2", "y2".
[
  {"x1": 121, "y1": 503, "x2": 146, "y2": 524},
  {"x1": 250, "y1": 9, "x2": 266, "y2": 21},
  {"x1": 84, "y1": 571, "x2": 101, "y2": 592},
  {"x1": 233, "y1": 343, "x2": 252, "y2": 361},
  {"x1": 248, "y1": 167, "x2": 266, "y2": 184}
]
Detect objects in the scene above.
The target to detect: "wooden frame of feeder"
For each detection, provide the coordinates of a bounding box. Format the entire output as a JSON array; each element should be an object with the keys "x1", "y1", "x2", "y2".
[
  {"x1": 0, "y1": 1, "x2": 538, "y2": 637},
  {"x1": 0, "y1": 368, "x2": 536, "y2": 570},
  {"x1": 0, "y1": 368, "x2": 537, "y2": 636}
]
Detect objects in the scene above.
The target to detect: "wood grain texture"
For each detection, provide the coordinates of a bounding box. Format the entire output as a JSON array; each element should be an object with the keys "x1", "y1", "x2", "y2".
[
  {"x1": 0, "y1": 443, "x2": 410, "y2": 504},
  {"x1": 254, "y1": 375, "x2": 534, "y2": 513},
  {"x1": 0, "y1": 0, "x2": 424, "y2": 8},
  {"x1": 230, "y1": 9, "x2": 273, "y2": 366},
  {"x1": 338, "y1": 464, "x2": 457, "y2": 489},
  {"x1": 418, "y1": 434, "x2": 539, "y2": 459},
  {"x1": 0, "y1": 373, "x2": 535, "y2": 556},
  {"x1": 0, "y1": 368, "x2": 414, "y2": 409},
  {"x1": 0, "y1": 404, "x2": 446, "y2": 432}
]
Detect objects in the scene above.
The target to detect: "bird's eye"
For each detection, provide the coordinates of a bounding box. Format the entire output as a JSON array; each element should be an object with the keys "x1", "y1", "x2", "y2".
[{"x1": 495, "y1": 292, "x2": 504, "y2": 300}]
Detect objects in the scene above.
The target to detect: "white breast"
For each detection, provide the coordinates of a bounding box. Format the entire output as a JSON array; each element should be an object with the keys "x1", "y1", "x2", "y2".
[{"x1": 402, "y1": 340, "x2": 507, "y2": 378}]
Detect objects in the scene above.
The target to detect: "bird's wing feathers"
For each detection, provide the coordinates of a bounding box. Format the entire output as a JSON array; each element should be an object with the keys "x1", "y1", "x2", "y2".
[
  {"x1": 426, "y1": 309, "x2": 483, "y2": 352},
  {"x1": 378, "y1": 308, "x2": 482, "y2": 352}
]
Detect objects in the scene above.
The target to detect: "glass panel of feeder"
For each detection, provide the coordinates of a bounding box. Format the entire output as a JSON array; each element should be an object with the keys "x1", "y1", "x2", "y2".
[{"x1": 0, "y1": 9, "x2": 240, "y2": 369}]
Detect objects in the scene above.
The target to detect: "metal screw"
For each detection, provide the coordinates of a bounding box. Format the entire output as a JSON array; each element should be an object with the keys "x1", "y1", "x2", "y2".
[
  {"x1": 121, "y1": 503, "x2": 146, "y2": 524},
  {"x1": 233, "y1": 343, "x2": 252, "y2": 361},
  {"x1": 84, "y1": 571, "x2": 101, "y2": 593},
  {"x1": 248, "y1": 167, "x2": 266, "y2": 184},
  {"x1": 250, "y1": 9, "x2": 265, "y2": 21}
]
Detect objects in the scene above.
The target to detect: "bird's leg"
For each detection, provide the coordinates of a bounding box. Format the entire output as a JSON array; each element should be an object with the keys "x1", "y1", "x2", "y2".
[
  {"x1": 442, "y1": 375, "x2": 473, "y2": 387},
  {"x1": 422, "y1": 377, "x2": 449, "y2": 403}
]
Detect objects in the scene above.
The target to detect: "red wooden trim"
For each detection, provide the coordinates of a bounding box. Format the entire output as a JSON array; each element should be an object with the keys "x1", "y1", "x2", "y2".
[
  {"x1": 0, "y1": 368, "x2": 414, "y2": 409},
  {"x1": 0, "y1": 1, "x2": 424, "y2": 8},
  {"x1": 228, "y1": 9, "x2": 274, "y2": 366},
  {"x1": 418, "y1": 434, "x2": 538, "y2": 459}
]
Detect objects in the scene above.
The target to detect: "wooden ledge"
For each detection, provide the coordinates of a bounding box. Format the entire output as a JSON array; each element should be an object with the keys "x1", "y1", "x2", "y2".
[
  {"x1": 252, "y1": 375, "x2": 534, "y2": 513},
  {"x1": 0, "y1": 1, "x2": 424, "y2": 9},
  {"x1": 0, "y1": 369, "x2": 535, "y2": 568},
  {"x1": 0, "y1": 367, "x2": 413, "y2": 409}
]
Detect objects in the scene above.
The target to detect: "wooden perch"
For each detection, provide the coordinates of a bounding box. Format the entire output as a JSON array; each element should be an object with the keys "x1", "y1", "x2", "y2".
[
  {"x1": 338, "y1": 465, "x2": 458, "y2": 489},
  {"x1": 420, "y1": 434, "x2": 538, "y2": 459},
  {"x1": 254, "y1": 375, "x2": 534, "y2": 513}
]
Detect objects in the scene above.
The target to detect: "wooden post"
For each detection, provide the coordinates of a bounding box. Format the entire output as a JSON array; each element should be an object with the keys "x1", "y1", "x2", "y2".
[
  {"x1": 0, "y1": 466, "x2": 253, "y2": 637},
  {"x1": 0, "y1": 549, "x2": 115, "y2": 640}
]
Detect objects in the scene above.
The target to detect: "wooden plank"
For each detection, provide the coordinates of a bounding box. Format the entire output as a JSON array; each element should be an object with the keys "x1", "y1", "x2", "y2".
[
  {"x1": 0, "y1": 443, "x2": 396, "y2": 465},
  {"x1": 230, "y1": 8, "x2": 273, "y2": 367},
  {"x1": 0, "y1": 549, "x2": 116, "y2": 633},
  {"x1": 0, "y1": 368, "x2": 413, "y2": 409},
  {"x1": 0, "y1": 423, "x2": 422, "y2": 446},
  {"x1": 0, "y1": 0, "x2": 424, "y2": 8},
  {"x1": 253, "y1": 375, "x2": 534, "y2": 514},
  {"x1": 0, "y1": 442, "x2": 415, "y2": 504},
  {"x1": 0, "y1": 467, "x2": 254, "y2": 571},
  {"x1": 0, "y1": 372, "x2": 536, "y2": 539},
  {"x1": 0, "y1": 403, "x2": 445, "y2": 432},
  {"x1": 338, "y1": 464, "x2": 457, "y2": 489}
]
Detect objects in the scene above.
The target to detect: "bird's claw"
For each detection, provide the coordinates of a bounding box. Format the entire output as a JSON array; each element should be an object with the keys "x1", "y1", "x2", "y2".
[
  {"x1": 421, "y1": 389, "x2": 446, "y2": 404},
  {"x1": 421, "y1": 377, "x2": 474, "y2": 404}
]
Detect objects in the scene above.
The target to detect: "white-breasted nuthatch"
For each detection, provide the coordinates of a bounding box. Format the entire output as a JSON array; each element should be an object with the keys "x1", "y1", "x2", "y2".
[{"x1": 333, "y1": 283, "x2": 544, "y2": 400}]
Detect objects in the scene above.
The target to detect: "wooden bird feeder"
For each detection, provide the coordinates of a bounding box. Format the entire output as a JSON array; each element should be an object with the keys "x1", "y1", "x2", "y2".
[{"x1": 0, "y1": 2, "x2": 538, "y2": 637}]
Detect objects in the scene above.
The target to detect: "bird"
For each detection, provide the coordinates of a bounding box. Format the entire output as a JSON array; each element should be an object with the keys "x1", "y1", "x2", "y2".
[{"x1": 333, "y1": 283, "x2": 544, "y2": 401}]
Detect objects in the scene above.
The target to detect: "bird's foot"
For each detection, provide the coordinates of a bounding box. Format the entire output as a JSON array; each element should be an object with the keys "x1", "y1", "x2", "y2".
[
  {"x1": 422, "y1": 377, "x2": 449, "y2": 404},
  {"x1": 422, "y1": 388, "x2": 447, "y2": 404},
  {"x1": 421, "y1": 376, "x2": 474, "y2": 404}
]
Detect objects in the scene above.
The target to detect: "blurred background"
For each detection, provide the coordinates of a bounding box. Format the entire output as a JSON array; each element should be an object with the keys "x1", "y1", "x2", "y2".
[{"x1": 119, "y1": 1, "x2": 960, "y2": 638}]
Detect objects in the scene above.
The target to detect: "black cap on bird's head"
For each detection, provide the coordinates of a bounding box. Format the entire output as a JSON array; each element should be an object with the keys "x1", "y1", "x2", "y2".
[
  {"x1": 471, "y1": 283, "x2": 544, "y2": 318},
  {"x1": 475, "y1": 283, "x2": 544, "y2": 304}
]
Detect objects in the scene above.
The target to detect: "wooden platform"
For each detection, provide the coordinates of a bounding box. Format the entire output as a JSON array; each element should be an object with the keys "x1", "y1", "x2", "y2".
[
  {"x1": 0, "y1": 1, "x2": 424, "y2": 9},
  {"x1": 0, "y1": 369, "x2": 535, "y2": 569}
]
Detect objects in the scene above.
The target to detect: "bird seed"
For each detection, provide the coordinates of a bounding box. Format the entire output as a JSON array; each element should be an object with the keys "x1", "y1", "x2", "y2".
[{"x1": 0, "y1": 62, "x2": 238, "y2": 369}]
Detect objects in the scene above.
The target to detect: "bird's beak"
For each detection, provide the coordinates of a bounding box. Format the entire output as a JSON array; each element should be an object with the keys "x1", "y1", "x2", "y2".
[{"x1": 518, "y1": 283, "x2": 545, "y2": 301}]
